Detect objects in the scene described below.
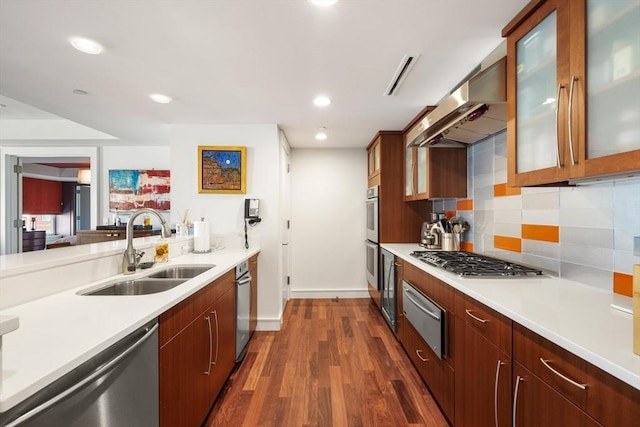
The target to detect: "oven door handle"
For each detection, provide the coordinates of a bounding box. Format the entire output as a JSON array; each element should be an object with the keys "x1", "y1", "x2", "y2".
[
  {"x1": 236, "y1": 275, "x2": 252, "y2": 286},
  {"x1": 404, "y1": 288, "x2": 440, "y2": 321}
]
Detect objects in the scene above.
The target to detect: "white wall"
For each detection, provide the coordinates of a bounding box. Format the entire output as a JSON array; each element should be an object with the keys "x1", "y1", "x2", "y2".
[
  {"x1": 169, "y1": 124, "x2": 283, "y2": 330},
  {"x1": 289, "y1": 148, "x2": 368, "y2": 298}
]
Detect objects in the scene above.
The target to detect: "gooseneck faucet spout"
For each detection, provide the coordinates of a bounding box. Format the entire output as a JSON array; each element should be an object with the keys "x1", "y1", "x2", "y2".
[{"x1": 122, "y1": 208, "x2": 172, "y2": 274}]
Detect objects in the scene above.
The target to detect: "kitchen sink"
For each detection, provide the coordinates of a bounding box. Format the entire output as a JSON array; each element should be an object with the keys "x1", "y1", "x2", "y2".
[
  {"x1": 147, "y1": 265, "x2": 215, "y2": 279},
  {"x1": 84, "y1": 279, "x2": 188, "y2": 296},
  {"x1": 81, "y1": 264, "x2": 215, "y2": 296}
]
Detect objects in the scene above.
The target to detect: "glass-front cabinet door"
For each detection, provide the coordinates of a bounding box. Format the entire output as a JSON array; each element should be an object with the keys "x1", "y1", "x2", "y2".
[
  {"x1": 507, "y1": 0, "x2": 571, "y2": 186},
  {"x1": 507, "y1": 0, "x2": 640, "y2": 186},
  {"x1": 578, "y1": 0, "x2": 640, "y2": 176}
]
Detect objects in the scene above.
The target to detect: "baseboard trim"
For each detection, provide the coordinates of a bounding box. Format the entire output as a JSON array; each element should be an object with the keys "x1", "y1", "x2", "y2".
[
  {"x1": 289, "y1": 289, "x2": 370, "y2": 299},
  {"x1": 256, "y1": 316, "x2": 282, "y2": 332}
]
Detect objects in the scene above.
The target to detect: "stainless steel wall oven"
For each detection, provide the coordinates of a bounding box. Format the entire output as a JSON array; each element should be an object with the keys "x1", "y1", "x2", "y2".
[{"x1": 365, "y1": 186, "x2": 379, "y2": 291}]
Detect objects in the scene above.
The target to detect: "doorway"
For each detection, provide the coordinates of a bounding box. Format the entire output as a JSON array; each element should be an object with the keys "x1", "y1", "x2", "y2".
[{"x1": 0, "y1": 147, "x2": 98, "y2": 255}]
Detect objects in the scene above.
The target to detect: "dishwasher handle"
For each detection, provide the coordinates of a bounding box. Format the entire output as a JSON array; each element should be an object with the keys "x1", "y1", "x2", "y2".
[{"x1": 6, "y1": 323, "x2": 159, "y2": 427}]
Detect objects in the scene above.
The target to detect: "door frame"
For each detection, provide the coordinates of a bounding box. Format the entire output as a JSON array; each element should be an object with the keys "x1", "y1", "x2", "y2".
[{"x1": 0, "y1": 146, "x2": 99, "y2": 254}]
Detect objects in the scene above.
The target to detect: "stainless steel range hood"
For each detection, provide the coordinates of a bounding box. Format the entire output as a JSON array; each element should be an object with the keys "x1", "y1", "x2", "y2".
[{"x1": 408, "y1": 43, "x2": 507, "y2": 147}]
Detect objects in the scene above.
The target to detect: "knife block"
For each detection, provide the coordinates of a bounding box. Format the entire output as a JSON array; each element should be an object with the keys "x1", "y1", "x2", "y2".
[{"x1": 634, "y1": 264, "x2": 640, "y2": 356}]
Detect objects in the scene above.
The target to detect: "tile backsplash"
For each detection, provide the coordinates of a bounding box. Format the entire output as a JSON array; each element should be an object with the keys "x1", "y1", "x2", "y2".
[{"x1": 432, "y1": 131, "x2": 640, "y2": 297}]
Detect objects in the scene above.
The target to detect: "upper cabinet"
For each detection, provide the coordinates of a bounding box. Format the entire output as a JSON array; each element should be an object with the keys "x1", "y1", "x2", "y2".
[
  {"x1": 366, "y1": 131, "x2": 431, "y2": 243},
  {"x1": 504, "y1": 0, "x2": 640, "y2": 186},
  {"x1": 403, "y1": 108, "x2": 468, "y2": 201},
  {"x1": 367, "y1": 137, "x2": 382, "y2": 182}
]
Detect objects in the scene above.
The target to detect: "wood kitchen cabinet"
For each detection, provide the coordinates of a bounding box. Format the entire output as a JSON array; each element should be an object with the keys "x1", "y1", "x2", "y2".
[
  {"x1": 366, "y1": 131, "x2": 431, "y2": 243},
  {"x1": 400, "y1": 262, "x2": 456, "y2": 424},
  {"x1": 403, "y1": 107, "x2": 468, "y2": 201},
  {"x1": 159, "y1": 269, "x2": 237, "y2": 427},
  {"x1": 367, "y1": 138, "x2": 381, "y2": 181},
  {"x1": 513, "y1": 322, "x2": 640, "y2": 427},
  {"x1": 454, "y1": 292, "x2": 512, "y2": 427},
  {"x1": 503, "y1": 0, "x2": 640, "y2": 187},
  {"x1": 249, "y1": 253, "x2": 259, "y2": 337}
]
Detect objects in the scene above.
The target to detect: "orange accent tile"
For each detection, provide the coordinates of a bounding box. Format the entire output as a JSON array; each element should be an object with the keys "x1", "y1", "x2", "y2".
[
  {"x1": 445, "y1": 210, "x2": 457, "y2": 219},
  {"x1": 521, "y1": 224, "x2": 559, "y2": 243},
  {"x1": 494, "y1": 235, "x2": 522, "y2": 253},
  {"x1": 460, "y1": 241, "x2": 474, "y2": 252},
  {"x1": 613, "y1": 272, "x2": 633, "y2": 297},
  {"x1": 494, "y1": 183, "x2": 522, "y2": 197},
  {"x1": 457, "y1": 199, "x2": 473, "y2": 211}
]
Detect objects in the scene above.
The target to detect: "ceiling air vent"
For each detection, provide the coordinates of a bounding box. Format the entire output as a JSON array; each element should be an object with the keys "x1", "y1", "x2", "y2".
[{"x1": 383, "y1": 54, "x2": 419, "y2": 96}]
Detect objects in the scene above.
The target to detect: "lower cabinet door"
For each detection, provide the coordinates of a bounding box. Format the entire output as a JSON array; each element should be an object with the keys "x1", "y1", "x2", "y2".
[
  {"x1": 513, "y1": 362, "x2": 601, "y2": 427},
  {"x1": 401, "y1": 317, "x2": 454, "y2": 424},
  {"x1": 210, "y1": 287, "x2": 237, "y2": 399},
  {"x1": 461, "y1": 325, "x2": 511, "y2": 427},
  {"x1": 160, "y1": 307, "x2": 215, "y2": 427}
]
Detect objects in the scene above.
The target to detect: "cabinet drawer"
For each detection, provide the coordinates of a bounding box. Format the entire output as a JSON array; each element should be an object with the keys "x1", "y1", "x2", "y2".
[
  {"x1": 160, "y1": 269, "x2": 235, "y2": 347},
  {"x1": 402, "y1": 317, "x2": 454, "y2": 424},
  {"x1": 514, "y1": 323, "x2": 640, "y2": 426},
  {"x1": 457, "y1": 292, "x2": 512, "y2": 354}
]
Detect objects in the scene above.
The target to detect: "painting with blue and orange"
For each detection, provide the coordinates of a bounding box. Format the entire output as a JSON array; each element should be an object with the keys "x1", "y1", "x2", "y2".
[{"x1": 201, "y1": 149, "x2": 243, "y2": 191}]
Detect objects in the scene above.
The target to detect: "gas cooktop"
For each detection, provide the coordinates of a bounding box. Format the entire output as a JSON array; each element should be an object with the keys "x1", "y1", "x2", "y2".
[{"x1": 410, "y1": 251, "x2": 544, "y2": 277}]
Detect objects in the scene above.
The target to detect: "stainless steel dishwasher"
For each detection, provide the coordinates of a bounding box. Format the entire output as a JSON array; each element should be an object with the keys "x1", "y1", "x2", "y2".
[
  {"x1": 235, "y1": 260, "x2": 251, "y2": 362},
  {"x1": 0, "y1": 320, "x2": 159, "y2": 427}
]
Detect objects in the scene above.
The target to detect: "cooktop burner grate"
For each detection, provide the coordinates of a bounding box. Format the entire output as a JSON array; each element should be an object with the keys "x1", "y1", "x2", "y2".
[{"x1": 410, "y1": 251, "x2": 544, "y2": 277}]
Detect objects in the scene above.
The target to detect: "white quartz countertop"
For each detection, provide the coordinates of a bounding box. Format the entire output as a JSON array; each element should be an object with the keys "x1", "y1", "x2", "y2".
[
  {"x1": 0, "y1": 246, "x2": 259, "y2": 413},
  {"x1": 382, "y1": 244, "x2": 640, "y2": 391}
]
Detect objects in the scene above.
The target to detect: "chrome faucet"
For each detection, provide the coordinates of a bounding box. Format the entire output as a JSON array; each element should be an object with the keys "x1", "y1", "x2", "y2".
[{"x1": 122, "y1": 208, "x2": 172, "y2": 274}]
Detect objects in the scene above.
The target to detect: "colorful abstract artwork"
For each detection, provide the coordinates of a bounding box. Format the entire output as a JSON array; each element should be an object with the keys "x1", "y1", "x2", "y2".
[
  {"x1": 108, "y1": 169, "x2": 170, "y2": 211},
  {"x1": 198, "y1": 146, "x2": 246, "y2": 194}
]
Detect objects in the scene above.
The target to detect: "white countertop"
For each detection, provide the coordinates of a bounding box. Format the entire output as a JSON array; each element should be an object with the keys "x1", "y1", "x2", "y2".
[
  {"x1": 383, "y1": 244, "x2": 640, "y2": 391},
  {"x1": 0, "y1": 246, "x2": 259, "y2": 413},
  {"x1": 0, "y1": 317, "x2": 19, "y2": 337}
]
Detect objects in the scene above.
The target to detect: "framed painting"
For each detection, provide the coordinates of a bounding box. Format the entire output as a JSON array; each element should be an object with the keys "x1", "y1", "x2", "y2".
[
  {"x1": 198, "y1": 146, "x2": 247, "y2": 194},
  {"x1": 108, "y1": 169, "x2": 171, "y2": 211}
]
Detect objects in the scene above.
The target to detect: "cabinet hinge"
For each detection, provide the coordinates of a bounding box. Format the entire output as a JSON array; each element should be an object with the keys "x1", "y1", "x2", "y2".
[
  {"x1": 287, "y1": 220, "x2": 290, "y2": 229},
  {"x1": 13, "y1": 164, "x2": 23, "y2": 174},
  {"x1": 287, "y1": 276, "x2": 290, "y2": 285}
]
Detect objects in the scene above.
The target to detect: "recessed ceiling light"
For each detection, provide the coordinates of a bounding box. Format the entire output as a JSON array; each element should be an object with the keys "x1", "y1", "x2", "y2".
[
  {"x1": 315, "y1": 127, "x2": 328, "y2": 140},
  {"x1": 313, "y1": 96, "x2": 331, "y2": 107},
  {"x1": 310, "y1": 0, "x2": 338, "y2": 6},
  {"x1": 69, "y1": 37, "x2": 104, "y2": 55},
  {"x1": 149, "y1": 94, "x2": 172, "y2": 104}
]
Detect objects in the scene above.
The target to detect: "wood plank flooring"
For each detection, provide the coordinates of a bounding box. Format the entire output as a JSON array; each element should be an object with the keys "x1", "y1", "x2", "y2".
[{"x1": 205, "y1": 298, "x2": 448, "y2": 427}]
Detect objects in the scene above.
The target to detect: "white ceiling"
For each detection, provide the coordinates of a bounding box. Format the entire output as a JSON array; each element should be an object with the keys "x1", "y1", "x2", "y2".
[{"x1": 0, "y1": 0, "x2": 527, "y2": 148}]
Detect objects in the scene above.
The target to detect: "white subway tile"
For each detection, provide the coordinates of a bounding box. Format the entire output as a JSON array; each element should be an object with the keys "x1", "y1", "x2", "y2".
[
  {"x1": 560, "y1": 262, "x2": 611, "y2": 291},
  {"x1": 522, "y1": 209, "x2": 559, "y2": 225},
  {"x1": 562, "y1": 226, "x2": 613, "y2": 249},
  {"x1": 493, "y1": 222, "x2": 521, "y2": 238},
  {"x1": 522, "y1": 192, "x2": 560, "y2": 210},
  {"x1": 494, "y1": 195, "x2": 522, "y2": 210},
  {"x1": 559, "y1": 208, "x2": 613, "y2": 228},
  {"x1": 560, "y1": 184, "x2": 613, "y2": 209},
  {"x1": 560, "y1": 243, "x2": 613, "y2": 271},
  {"x1": 614, "y1": 250, "x2": 640, "y2": 275},
  {"x1": 523, "y1": 239, "x2": 561, "y2": 259}
]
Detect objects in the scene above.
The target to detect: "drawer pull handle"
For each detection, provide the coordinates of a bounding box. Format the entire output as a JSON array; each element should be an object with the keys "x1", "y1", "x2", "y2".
[
  {"x1": 495, "y1": 360, "x2": 505, "y2": 427},
  {"x1": 568, "y1": 75, "x2": 577, "y2": 166},
  {"x1": 204, "y1": 316, "x2": 213, "y2": 375},
  {"x1": 465, "y1": 309, "x2": 488, "y2": 324},
  {"x1": 416, "y1": 350, "x2": 429, "y2": 362},
  {"x1": 513, "y1": 376, "x2": 523, "y2": 427},
  {"x1": 540, "y1": 358, "x2": 587, "y2": 390}
]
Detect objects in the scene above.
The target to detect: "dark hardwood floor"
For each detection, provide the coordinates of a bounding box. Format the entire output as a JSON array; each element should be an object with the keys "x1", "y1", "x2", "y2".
[{"x1": 205, "y1": 298, "x2": 448, "y2": 427}]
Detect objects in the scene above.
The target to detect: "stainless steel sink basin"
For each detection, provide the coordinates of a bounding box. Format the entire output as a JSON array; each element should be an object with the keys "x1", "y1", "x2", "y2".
[
  {"x1": 84, "y1": 279, "x2": 187, "y2": 296},
  {"x1": 146, "y1": 265, "x2": 215, "y2": 279}
]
